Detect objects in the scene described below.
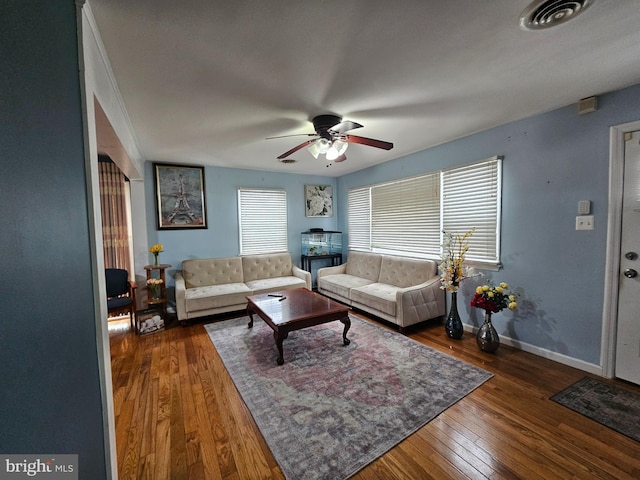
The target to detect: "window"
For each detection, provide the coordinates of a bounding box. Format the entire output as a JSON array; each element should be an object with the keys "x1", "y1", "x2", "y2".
[
  {"x1": 347, "y1": 187, "x2": 370, "y2": 251},
  {"x1": 441, "y1": 158, "x2": 501, "y2": 265},
  {"x1": 347, "y1": 156, "x2": 502, "y2": 268},
  {"x1": 238, "y1": 188, "x2": 288, "y2": 255},
  {"x1": 371, "y1": 172, "x2": 440, "y2": 256}
]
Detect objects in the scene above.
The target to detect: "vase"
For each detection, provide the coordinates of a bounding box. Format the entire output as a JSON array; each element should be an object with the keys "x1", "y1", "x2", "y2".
[
  {"x1": 445, "y1": 291, "x2": 464, "y2": 339},
  {"x1": 476, "y1": 311, "x2": 500, "y2": 353},
  {"x1": 153, "y1": 253, "x2": 159, "y2": 266}
]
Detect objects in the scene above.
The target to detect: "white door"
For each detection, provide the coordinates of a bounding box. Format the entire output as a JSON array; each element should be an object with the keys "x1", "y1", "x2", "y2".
[{"x1": 615, "y1": 130, "x2": 640, "y2": 385}]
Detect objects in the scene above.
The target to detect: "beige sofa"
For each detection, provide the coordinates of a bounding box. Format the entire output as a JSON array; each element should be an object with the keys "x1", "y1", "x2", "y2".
[
  {"x1": 317, "y1": 251, "x2": 444, "y2": 331},
  {"x1": 174, "y1": 252, "x2": 311, "y2": 322}
]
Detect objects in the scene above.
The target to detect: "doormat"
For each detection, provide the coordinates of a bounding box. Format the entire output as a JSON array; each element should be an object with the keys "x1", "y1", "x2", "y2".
[{"x1": 551, "y1": 376, "x2": 640, "y2": 443}]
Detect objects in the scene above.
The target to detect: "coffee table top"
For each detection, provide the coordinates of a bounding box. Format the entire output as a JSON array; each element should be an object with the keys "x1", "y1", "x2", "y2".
[{"x1": 246, "y1": 288, "x2": 348, "y2": 327}]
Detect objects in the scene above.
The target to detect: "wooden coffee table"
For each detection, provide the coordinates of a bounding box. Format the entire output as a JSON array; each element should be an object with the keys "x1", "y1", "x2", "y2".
[{"x1": 246, "y1": 288, "x2": 351, "y2": 365}]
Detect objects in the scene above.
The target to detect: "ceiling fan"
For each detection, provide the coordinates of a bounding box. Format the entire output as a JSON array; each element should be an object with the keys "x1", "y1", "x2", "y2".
[{"x1": 269, "y1": 114, "x2": 393, "y2": 163}]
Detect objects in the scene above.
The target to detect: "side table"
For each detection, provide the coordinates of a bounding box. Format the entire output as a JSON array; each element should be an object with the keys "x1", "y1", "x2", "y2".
[
  {"x1": 137, "y1": 264, "x2": 172, "y2": 334},
  {"x1": 143, "y1": 263, "x2": 171, "y2": 316}
]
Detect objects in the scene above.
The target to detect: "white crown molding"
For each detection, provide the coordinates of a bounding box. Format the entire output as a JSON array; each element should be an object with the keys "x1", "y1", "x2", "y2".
[{"x1": 82, "y1": 2, "x2": 145, "y2": 174}]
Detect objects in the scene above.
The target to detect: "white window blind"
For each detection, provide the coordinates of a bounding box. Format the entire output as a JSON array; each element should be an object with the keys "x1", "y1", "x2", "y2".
[
  {"x1": 347, "y1": 187, "x2": 370, "y2": 251},
  {"x1": 238, "y1": 188, "x2": 288, "y2": 255},
  {"x1": 442, "y1": 157, "x2": 501, "y2": 264},
  {"x1": 347, "y1": 156, "x2": 502, "y2": 267},
  {"x1": 371, "y1": 173, "x2": 440, "y2": 255}
]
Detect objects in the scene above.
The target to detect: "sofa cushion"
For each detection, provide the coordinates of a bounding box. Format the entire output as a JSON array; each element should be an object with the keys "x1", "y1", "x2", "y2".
[
  {"x1": 377, "y1": 255, "x2": 436, "y2": 288},
  {"x1": 245, "y1": 276, "x2": 307, "y2": 293},
  {"x1": 182, "y1": 257, "x2": 244, "y2": 289},
  {"x1": 185, "y1": 283, "x2": 252, "y2": 312},
  {"x1": 317, "y1": 274, "x2": 376, "y2": 300},
  {"x1": 344, "y1": 251, "x2": 382, "y2": 281},
  {"x1": 242, "y1": 253, "x2": 293, "y2": 282},
  {"x1": 351, "y1": 283, "x2": 399, "y2": 317}
]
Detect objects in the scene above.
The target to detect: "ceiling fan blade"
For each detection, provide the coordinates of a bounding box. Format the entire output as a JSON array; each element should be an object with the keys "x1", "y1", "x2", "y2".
[
  {"x1": 277, "y1": 139, "x2": 316, "y2": 159},
  {"x1": 345, "y1": 134, "x2": 394, "y2": 150},
  {"x1": 328, "y1": 120, "x2": 363, "y2": 135},
  {"x1": 266, "y1": 133, "x2": 316, "y2": 140},
  {"x1": 333, "y1": 154, "x2": 347, "y2": 162}
]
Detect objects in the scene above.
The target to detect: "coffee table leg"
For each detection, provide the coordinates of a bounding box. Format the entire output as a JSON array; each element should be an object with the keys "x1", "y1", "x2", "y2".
[
  {"x1": 340, "y1": 316, "x2": 351, "y2": 345},
  {"x1": 247, "y1": 308, "x2": 254, "y2": 329},
  {"x1": 274, "y1": 330, "x2": 285, "y2": 365}
]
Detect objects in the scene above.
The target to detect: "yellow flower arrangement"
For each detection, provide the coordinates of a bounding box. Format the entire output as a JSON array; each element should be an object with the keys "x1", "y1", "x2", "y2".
[
  {"x1": 471, "y1": 282, "x2": 518, "y2": 313},
  {"x1": 149, "y1": 243, "x2": 163, "y2": 265},
  {"x1": 149, "y1": 244, "x2": 163, "y2": 254}
]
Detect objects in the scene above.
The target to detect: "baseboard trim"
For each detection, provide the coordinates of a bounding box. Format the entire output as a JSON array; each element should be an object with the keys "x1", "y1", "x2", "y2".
[{"x1": 463, "y1": 325, "x2": 603, "y2": 376}]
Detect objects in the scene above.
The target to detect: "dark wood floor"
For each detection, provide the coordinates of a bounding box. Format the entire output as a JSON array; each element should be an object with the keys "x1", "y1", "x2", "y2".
[{"x1": 109, "y1": 311, "x2": 640, "y2": 480}]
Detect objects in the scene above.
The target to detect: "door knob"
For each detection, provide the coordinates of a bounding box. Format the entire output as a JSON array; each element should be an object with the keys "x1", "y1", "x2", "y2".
[{"x1": 623, "y1": 268, "x2": 638, "y2": 278}]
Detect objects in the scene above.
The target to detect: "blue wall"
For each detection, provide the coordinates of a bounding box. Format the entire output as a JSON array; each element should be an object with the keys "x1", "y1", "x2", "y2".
[
  {"x1": 144, "y1": 163, "x2": 339, "y2": 282},
  {"x1": 337, "y1": 83, "x2": 640, "y2": 365},
  {"x1": 0, "y1": 1, "x2": 108, "y2": 478},
  {"x1": 144, "y1": 83, "x2": 640, "y2": 365}
]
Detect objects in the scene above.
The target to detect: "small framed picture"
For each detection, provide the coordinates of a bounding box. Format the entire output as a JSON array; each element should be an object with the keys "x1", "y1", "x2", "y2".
[
  {"x1": 154, "y1": 163, "x2": 207, "y2": 229},
  {"x1": 305, "y1": 185, "x2": 333, "y2": 217},
  {"x1": 136, "y1": 308, "x2": 165, "y2": 335}
]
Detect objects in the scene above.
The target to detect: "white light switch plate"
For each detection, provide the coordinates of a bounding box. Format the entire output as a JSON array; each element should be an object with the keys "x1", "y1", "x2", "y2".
[{"x1": 576, "y1": 215, "x2": 594, "y2": 230}]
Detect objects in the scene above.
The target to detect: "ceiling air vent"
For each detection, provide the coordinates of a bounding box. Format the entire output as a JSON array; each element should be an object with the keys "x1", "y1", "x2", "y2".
[{"x1": 520, "y1": 0, "x2": 593, "y2": 30}]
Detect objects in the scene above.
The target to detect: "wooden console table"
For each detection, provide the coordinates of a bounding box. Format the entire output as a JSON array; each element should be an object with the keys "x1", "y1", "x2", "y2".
[{"x1": 300, "y1": 253, "x2": 342, "y2": 272}]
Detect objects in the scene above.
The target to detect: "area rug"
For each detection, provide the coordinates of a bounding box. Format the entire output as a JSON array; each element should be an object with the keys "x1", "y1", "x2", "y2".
[
  {"x1": 551, "y1": 376, "x2": 640, "y2": 443},
  {"x1": 205, "y1": 314, "x2": 492, "y2": 480}
]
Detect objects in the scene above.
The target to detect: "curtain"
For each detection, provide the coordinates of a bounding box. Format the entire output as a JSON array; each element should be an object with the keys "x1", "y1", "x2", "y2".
[{"x1": 99, "y1": 160, "x2": 131, "y2": 274}]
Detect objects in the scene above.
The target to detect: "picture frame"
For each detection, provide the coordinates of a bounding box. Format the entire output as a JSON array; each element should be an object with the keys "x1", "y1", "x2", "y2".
[
  {"x1": 154, "y1": 163, "x2": 207, "y2": 229},
  {"x1": 305, "y1": 184, "x2": 333, "y2": 217}
]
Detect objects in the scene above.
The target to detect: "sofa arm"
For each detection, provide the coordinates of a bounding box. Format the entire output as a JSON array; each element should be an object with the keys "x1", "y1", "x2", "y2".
[
  {"x1": 395, "y1": 276, "x2": 445, "y2": 328},
  {"x1": 292, "y1": 265, "x2": 312, "y2": 290},
  {"x1": 175, "y1": 271, "x2": 187, "y2": 321},
  {"x1": 317, "y1": 264, "x2": 347, "y2": 279}
]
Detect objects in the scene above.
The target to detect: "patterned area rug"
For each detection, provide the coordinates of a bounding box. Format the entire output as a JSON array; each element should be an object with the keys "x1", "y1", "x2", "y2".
[
  {"x1": 205, "y1": 314, "x2": 492, "y2": 480},
  {"x1": 551, "y1": 376, "x2": 640, "y2": 443}
]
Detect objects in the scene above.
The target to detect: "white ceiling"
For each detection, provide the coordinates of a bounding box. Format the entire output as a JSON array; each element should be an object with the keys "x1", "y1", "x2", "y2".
[{"x1": 88, "y1": 0, "x2": 640, "y2": 177}]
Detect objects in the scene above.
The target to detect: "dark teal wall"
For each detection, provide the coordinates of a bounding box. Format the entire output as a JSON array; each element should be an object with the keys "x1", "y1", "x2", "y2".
[{"x1": 0, "y1": 2, "x2": 108, "y2": 478}]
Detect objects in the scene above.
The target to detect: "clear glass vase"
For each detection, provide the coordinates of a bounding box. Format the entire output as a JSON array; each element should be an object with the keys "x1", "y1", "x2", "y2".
[{"x1": 149, "y1": 286, "x2": 160, "y2": 300}]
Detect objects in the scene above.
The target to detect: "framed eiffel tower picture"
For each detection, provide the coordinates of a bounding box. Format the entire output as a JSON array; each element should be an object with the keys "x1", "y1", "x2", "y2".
[{"x1": 153, "y1": 163, "x2": 207, "y2": 230}]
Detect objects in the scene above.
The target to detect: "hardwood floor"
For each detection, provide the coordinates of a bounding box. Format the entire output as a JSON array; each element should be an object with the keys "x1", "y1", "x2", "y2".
[{"x1": 109, "y1": 312, "x2": 640, "y2": 479}]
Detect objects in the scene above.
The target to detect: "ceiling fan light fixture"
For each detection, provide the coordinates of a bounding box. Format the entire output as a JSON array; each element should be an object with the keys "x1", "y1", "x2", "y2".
[
  {"x1": 326, "y1": 139, "x2": 348, "y2": 161},
  {"x1": 317, "y1": 138, "x2": 330, "y2": 154},
  {"x1": 272, "y1": 114, "x2": 392, "y2": 163},
  {"x1": 307, "y1": 141, "x2": 320, "y2": 158}
]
